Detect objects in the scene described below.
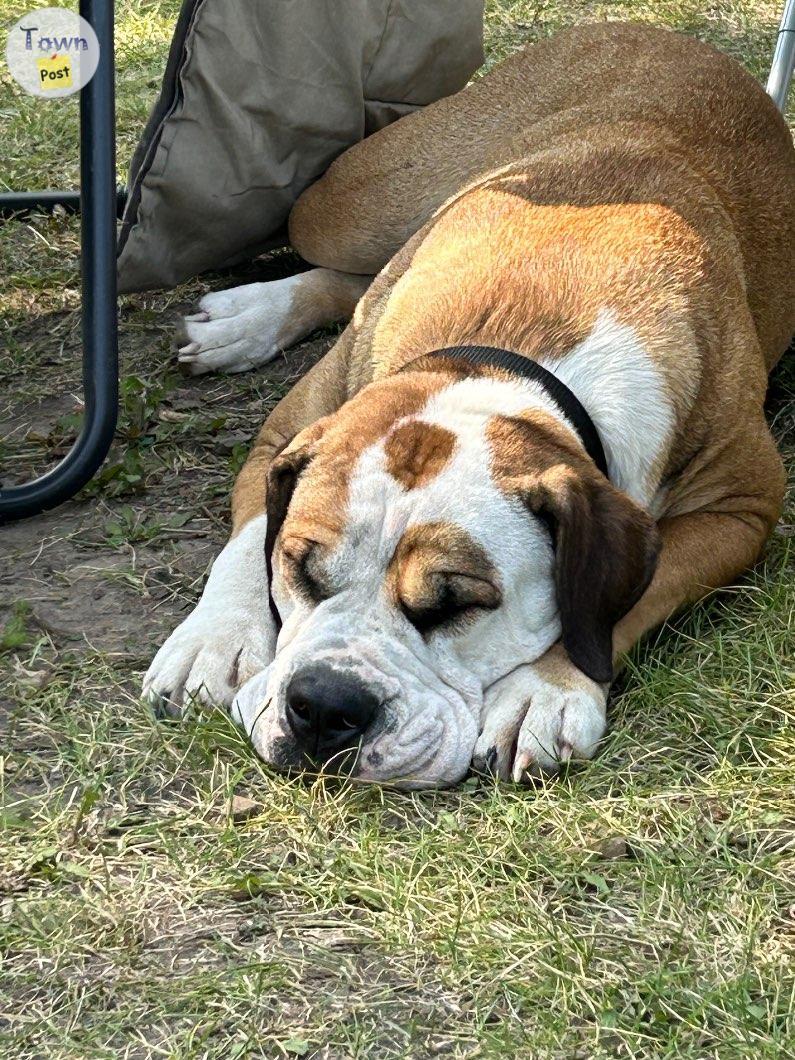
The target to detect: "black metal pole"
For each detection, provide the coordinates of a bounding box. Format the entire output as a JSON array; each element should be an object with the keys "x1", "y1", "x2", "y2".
[
  {"x1": 0, "y1": 187, "x2": 126, "y2": 218},
  {"x1": 0, "y1": 189, "x2": 82, "y2": 215},
  {"x1": 0, "y1": 0, "x2": 118, "y2": 523}
]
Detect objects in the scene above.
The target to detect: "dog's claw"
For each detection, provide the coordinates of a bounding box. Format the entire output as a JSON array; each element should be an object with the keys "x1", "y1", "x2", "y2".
[
  {"x1": 178, "y1": 342, "x2": 200, "y2": 358},
  {"x1": 184, "y1": 310, "x2": 210, "y2": 323},
  {"x1": 148, "y1": 690, "x2": 181, "y2": 721},
  {"x1": 512, "y1": 751, "x2": 554, "y2": 784}
]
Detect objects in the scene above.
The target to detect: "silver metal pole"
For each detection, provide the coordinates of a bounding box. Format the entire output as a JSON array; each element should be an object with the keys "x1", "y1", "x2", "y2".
[{"x1": 767, "y1": 0, "x2": 795, "y2": 112}]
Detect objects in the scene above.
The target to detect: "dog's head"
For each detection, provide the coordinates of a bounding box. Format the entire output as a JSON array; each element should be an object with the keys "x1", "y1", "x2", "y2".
[{"x1": 234, "y1": 362, "x2": 658, "y2": 787}]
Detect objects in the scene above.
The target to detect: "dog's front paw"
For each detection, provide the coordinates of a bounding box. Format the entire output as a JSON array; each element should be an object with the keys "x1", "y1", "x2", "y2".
[
  {"x1": 143, "y1": 605, "x2": 275, "y2": 715},
  {"x1": 142, "y1": 514, "x2": 275, "y2": 714},
  {"x1": 177, "y1": 277, "x2": 303, "y2": 375},
  {"x1": 472, "y1": 644, "x2": 608, "y2": 782}
]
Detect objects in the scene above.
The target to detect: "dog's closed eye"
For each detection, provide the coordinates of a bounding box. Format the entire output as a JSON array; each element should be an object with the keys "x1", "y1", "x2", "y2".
[
  {"x1": 400, "y1": 571, "x2": 501, "y2": 634},
  {"x1": 281, "y1": 536, "x2": 332, "y2": 604}
]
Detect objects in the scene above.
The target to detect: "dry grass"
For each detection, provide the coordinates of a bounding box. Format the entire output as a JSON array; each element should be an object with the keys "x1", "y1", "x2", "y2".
[{"x1": 1, "y1": 2, "x2": 794, "y2": 1057}]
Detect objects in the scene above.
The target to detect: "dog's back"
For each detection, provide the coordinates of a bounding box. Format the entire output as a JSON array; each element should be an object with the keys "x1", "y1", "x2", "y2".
[
  {"x1": 292, "y1": 22, "x2": 795, "y2": 366},
  {"x1": 500, "y1": 22, "x2": 795, "y2": 367}
]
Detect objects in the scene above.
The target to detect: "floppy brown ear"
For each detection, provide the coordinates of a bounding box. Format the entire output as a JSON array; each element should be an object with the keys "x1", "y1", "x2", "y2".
[
  {"x1": 264, "y1": 421, "x2": 328, "y2": 624},
  {"x1": 524, "y1": 467, "x2": 660, "y2": 683}
]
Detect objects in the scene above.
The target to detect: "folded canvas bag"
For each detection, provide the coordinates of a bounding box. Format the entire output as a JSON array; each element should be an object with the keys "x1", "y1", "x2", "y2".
[{"x1": 117, "y1": 0, "x2": 484, "y2": 293}]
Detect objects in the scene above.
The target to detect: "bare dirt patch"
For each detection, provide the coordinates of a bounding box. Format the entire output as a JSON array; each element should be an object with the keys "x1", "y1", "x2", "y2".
[{"x1": 1, "y1": 249, "x2": 329, "y2": 668}]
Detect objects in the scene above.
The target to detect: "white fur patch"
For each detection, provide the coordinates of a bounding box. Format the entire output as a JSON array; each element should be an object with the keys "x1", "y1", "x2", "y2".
[
  {"x1": 539, "y1": 309, "x2": 674, "y2": 508},
  {"x1": 422, "y1": 374, "x2": 567, "y2": 432},
  {"x1": 142, "y1": 514, "x2": 276, "y2": 709},
  {"x1": 178, "y1": 275, "x2": 307, "y2": 375}
]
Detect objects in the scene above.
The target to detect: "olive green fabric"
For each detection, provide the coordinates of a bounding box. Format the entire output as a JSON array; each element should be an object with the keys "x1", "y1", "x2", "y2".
[{"x1": 117, "y1": 0, "x2": 484, "y2": 293}]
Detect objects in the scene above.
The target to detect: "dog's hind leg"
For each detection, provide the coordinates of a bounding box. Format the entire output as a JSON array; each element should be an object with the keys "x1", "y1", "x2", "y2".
[
  {"x1": 177, "y1": 74, "x2": 501, "y2": 376},
  {"x1": 177, "y1": 267, "x2": 371, "y2": 376},
  {"x1": 287, "y1": 68, "x2": 517, "y2": 278},
  {"x1": 612, "y1": 474, "x2": 785, "y2": 661}
]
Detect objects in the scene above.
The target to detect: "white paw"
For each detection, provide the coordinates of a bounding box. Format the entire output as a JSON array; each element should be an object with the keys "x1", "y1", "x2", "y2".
[
  {"x1": 142, "y1": 514, "x2": 276, "y2": 712},
  {"x1": 472, "y1": 650, "x2": 608, "y2": 781},
  {"x1": 143, "y1": 605, "x2": 274, "y2": 713},
  {"x1": 177, "y1": 275, "x2": 304, "y2": 376}
]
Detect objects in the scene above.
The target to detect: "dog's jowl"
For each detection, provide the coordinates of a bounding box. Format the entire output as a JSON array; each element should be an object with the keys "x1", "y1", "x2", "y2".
[{"x1": 145, "y1": 23, "x2": 795, "y2": 787}]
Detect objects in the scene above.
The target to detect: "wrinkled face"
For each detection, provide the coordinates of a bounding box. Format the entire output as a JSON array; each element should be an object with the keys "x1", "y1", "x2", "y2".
[{"x1": 233, "y1": 368, "x2": 656, "y2": 788}]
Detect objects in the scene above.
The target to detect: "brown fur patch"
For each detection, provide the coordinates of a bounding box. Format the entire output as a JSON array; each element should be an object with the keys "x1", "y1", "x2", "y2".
[
  {"x1": 487, "y1": 408, "x2": 589, "y2": 481},
  {"x1": 280, "y1": 371, "x2": 460, "y2": 551},
  {"x1": 389, "y1": 521, "x2": 501, "y2": 633},
  {"x1": 384, "y1": 420, "x2": 456, "y2": 490}
]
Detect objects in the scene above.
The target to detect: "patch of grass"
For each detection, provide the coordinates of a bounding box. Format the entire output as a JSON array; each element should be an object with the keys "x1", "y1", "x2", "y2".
[
  {"x1": 1, "y1": 1, "x2": 794, "y2": 1058},
  {"x1": 0, "y1": 601, "x2": 31, "y2": 652}
]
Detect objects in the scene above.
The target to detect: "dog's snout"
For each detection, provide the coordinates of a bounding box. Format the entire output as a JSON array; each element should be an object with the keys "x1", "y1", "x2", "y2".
[{"x1": 285, "y1": 664, "x2": 379, "y2": 760}]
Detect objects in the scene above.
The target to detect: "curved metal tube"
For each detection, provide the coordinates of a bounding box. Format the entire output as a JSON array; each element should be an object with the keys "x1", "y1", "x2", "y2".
[{"x1": 0, "y1": 0, "x2": 118, "y2": 523}]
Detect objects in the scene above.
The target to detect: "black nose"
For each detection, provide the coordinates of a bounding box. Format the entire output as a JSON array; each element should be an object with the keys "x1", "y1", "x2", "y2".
[{"x1": 285, "y1": 664, "x2": 380, "y2": 762}]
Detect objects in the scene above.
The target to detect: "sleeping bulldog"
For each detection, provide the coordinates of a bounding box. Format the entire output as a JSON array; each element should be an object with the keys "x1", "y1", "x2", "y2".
[{"x1": 143, "y1": 23, "x2": 795, "y2": 787}]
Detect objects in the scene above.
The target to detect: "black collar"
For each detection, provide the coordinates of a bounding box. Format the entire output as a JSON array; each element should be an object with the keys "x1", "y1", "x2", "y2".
[{"x1": 402, "y1": 345, "x2": 609, "y2": 479}]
